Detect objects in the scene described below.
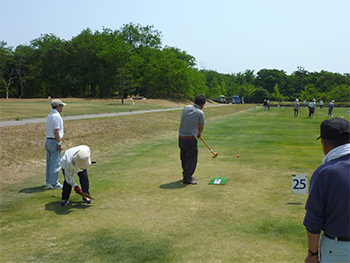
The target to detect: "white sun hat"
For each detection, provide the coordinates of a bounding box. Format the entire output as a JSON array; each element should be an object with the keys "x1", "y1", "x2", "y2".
[{"x1": 73, "y1": 150, "x2": 91, "y2": 170}]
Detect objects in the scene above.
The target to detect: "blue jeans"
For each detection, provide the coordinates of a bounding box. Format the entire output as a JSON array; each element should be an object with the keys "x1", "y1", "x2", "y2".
[
  {"x1": 45, "y1": 139, "x2": 61, "y2": 185},
  {"x1": 320, "y1": 235, "x2": 350, "y2": 262},
  {"x1": 179, "y1": 138, "x2": 198, "y2": 182}
]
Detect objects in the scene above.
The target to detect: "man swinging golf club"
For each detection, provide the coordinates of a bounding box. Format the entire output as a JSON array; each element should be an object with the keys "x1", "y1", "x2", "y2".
[
  {"x1": 60, "y1": 145, "x2": 93, "y2": 206},
  {"x1": 178, "y1": 95, "x2": 206, "y2": 185}
]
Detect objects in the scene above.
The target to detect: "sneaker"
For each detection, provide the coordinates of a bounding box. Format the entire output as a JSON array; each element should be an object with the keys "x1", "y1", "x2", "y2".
[
  {"x1": 60, "y1": 200, "x2": 69, "y2": 206},
  {"x1": 48, "y1": 182, "x2": 63, "y2": 189},
  {"x1": 82, "y1": 197, "x2": 92, "y2": 204}
]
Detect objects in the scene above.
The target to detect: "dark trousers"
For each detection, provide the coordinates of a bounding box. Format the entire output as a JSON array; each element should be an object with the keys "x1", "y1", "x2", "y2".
[
  {"x1": 309, "y1": 107, "x2": 315, "y2": 117},
  {"x1": 61, "y1": 169, "x2": 90, "y2": 200},
  {"x1": 294, "y1": 109, "x2": 299, "y2": 117},
  {"x1": 179, "y1": 138, "x2": 198, "y2": 182}
]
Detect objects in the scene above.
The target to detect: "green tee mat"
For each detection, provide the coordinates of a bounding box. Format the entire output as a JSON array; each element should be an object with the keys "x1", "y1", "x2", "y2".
[{"x1": 209, "y1": 177, "x2": 229, "y2": 185}]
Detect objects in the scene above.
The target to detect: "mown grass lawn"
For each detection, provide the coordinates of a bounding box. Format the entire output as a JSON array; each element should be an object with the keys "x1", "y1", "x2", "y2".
[{"x1": 1, "y1": 102, "x2": 349, "y2": 262}]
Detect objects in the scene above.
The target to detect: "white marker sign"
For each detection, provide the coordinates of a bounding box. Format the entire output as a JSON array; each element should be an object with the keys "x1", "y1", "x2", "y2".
[
  {"x1": 213, "y1": 179, "x2": 222, "y2": 184},
  {"x1": 291, "y1": 174, "x2": 308, "y2": 194}
]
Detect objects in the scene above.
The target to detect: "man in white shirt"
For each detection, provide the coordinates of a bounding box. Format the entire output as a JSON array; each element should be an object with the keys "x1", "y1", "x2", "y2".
[
  {"x1": 60, "y1": 145, "x2": 92, "y2": 206},
  {"x1": 45, "y1": 99, "x2": 66, "y2": 189}
]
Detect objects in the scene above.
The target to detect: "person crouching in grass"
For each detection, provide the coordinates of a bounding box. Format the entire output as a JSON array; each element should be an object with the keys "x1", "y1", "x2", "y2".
[{"x1": 60, "y1": 145, "x2": 92, "y2": 206}]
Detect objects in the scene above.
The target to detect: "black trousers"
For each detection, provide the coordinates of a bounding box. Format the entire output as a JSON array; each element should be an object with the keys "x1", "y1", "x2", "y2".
[
  {"x1": 309, "y1": 107, "x2": 315, "y2": 116},
  {"x1": 179, "y1": 138, "x2": 198, "y2": 182},
  {"x1": 61, "y1": 169, "x2": 90, "y2": 200}
]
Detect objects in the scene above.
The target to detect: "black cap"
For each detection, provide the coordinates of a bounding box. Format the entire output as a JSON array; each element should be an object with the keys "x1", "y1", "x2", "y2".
[{"x1": 317, "y1": 118, "x2": 350, "y2": 140}]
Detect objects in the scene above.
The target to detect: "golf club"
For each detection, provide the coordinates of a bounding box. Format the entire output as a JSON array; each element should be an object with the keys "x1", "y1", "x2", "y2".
[
  {"x1": 200, "y1": 137, "x2": 218, "y2": 158},
  {"x1": 77, "y1": 191, "x2": 94, "y2": 200}
]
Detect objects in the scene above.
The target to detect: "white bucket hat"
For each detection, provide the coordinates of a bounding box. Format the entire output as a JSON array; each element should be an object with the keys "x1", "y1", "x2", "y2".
[{"x1": 73, "y1": 150, "x2": 91, "y2": 170}]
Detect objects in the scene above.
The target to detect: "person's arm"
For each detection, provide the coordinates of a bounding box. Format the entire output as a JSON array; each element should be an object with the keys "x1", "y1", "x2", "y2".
[
  {"x1": 54, "y1": 129, "x2": 62, "y2": 151},
  {"x1": 305, "y1": 230, "x2": 320, "y2": 263},
  {"x1": 197, "y1": 125, "x2": 204, "y2": 138},
  {"x1": 64, "y1": 167, "x2": 78, "y2": 187}
]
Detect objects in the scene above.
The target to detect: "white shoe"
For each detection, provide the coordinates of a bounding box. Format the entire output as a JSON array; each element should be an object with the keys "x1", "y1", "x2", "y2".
[{"x1": 48, "y1": 182, "x2": 63, "y2": 189}]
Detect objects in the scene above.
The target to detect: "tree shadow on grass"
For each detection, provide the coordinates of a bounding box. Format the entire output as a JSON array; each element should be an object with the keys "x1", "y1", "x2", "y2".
[
  {"x1": 159, "y1": 180, "x2": 187, "y2": 189},
  {"x1": 19, "y1": 185, "x2": 47, "y2": 194},
  {"x1": 45, "y1": 201, "x2": 92, "y2": 215}
]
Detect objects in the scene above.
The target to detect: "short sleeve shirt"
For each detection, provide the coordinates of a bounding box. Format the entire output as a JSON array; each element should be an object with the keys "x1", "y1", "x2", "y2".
[
  {"x1": 46, "y1": 109, "x2": 64, "y2": 139},
  {"x1": 179, "y1": 104, "x2": 205, "y2": 137}
]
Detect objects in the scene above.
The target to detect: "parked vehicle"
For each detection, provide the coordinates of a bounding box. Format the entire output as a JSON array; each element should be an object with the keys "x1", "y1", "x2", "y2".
[
  {"x1": 232, "y1": 95, "x2": 241, "y2": 104},
  {"x1": 212, "y1": 95, "x2": 229, "y2": 103},
  {"x1": 219, "y1": 95, "x2": 226, "y2": 103}
]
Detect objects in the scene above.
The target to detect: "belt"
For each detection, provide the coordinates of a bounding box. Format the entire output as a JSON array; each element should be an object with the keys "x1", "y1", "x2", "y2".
[
  {"x1": 179, "y1": 136, "x2": 195, "y2": 139},
  {"x1": 46, "y1": 138, "x2": 55, "y2": 140},
  {"x1": 324, "y1": 233, "x2": 350, "y2": 242}
]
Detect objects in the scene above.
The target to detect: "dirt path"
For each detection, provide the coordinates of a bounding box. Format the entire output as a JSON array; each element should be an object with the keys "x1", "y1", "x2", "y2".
[{"x1": 0, "y1": 104, "x2": 229, "y2": 127}]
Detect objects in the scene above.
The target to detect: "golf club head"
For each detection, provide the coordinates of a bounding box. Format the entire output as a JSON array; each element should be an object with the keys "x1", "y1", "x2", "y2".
[
  {"x1": 212, "y1": 152, "x2": 218, "y2": 158},
  {"x1": 80, "y1": 192, "x2": 94, "y2": 200}
]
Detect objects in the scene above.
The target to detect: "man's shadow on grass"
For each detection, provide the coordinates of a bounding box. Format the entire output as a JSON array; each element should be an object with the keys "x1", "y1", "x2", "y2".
[
  {"x1": 159, "y1": 180, "x2": 187, "y2": 189},
  {"x1": 45, "y1": 201, "x2": 92, "y2": 215},
  {"x1": 19, "y1": 185, "x2": 47, "y2": 194}
]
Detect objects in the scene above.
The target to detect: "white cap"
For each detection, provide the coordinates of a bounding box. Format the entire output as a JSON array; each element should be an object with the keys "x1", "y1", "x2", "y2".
[
  {"x1": 73, "y1": 150, "x2": 91, "y2": 170},
  {"x1": 51, "y1": 99, "x2": 67, "y2": 107}
]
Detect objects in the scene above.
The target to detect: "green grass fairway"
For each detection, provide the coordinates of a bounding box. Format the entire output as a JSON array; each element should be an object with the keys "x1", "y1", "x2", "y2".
[{"x1": 1, "y1": 104, "x2": 350, "y2": 262}]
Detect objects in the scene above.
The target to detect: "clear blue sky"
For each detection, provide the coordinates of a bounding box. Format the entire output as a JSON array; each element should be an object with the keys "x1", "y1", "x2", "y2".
[{"x1": 1, "y1": 0, "x2": 349, "y2": 75}]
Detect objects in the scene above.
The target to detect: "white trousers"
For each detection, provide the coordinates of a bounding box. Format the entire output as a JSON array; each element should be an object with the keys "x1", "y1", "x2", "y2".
[{"x1": 320, "y1": 235, "x2": 350, "y2": 263}]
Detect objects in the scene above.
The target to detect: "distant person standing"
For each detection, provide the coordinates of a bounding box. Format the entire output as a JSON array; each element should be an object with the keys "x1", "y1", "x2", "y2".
[
  {"x1": 263, "y1": 99, "x2": 268, "y2": 111},
  {"x1": 294, "y1": 99, "x2": 300, "y2": 117},
  {"x1": 328, "y1": 100, "x2": 335, "y2": 117},
  {"x1": 319, "y1": 99, "x2": 324, "y2": 109},
  {"x1": 303, "y1": 118, "x2": 350, "y2": 263},
  {"x1": 308, "y1": 99, "x2": 316, "y2": 118},
  {"x1": 178, "y1": 95, "x2": 206, "y2": 185},
  {"x1": 304, "y1": 100, "x2": 307, "y2": 107},
  {"x1": 45, "y1": 99, "x2": 66, "y2": 189}
]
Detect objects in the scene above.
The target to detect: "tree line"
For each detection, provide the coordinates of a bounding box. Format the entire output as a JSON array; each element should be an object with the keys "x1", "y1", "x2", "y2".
[{"x1": 1, "y1": 23, "x2": 349, "y2": 103}]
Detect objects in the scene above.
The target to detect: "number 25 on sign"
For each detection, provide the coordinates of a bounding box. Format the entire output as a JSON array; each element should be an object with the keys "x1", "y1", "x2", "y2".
[{"x1": 291, "y1": 174, "x2": 308, "y2": 203}]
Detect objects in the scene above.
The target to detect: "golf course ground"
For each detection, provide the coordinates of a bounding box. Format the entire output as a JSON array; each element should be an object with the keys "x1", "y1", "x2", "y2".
[{"x1": 1, "y1": 99, "x2": 349, "y2": 262}]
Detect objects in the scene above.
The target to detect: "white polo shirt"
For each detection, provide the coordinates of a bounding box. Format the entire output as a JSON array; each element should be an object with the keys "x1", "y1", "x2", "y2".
[{"x1": 46, "y1": 109, "x2": 64, "y2": 139}]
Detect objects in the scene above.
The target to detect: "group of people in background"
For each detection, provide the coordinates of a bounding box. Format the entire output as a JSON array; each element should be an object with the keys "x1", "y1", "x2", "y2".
[{"x1": 293, "y1": 99, "x2": 335, "y2": 118}]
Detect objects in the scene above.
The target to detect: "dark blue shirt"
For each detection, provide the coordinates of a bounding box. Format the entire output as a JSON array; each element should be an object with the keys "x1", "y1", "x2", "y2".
[{"x1": 304, "y1": 154, "x2": 350, "y2": 237}]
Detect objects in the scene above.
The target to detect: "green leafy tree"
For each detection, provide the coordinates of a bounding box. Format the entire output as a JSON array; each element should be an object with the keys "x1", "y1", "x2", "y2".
[
  {"x1": 120, "y1": 23, "x2": 162, "y2": 51},
  {"x1": 256, "y1": 69, "x2": 288, "y2": 96},
  {"x1": 30, "y1": 34, "x2": 72, "y2": 97},
  {"x1": 115, "y1": 67, "x2": 136, "y2": 102},
  {"x1": 14, "y1": 45, "x2": 34, "y2": 98},
  {"x1": 328, "y1": 84, "x2": 350, "y2": 102},
  {"x1": 242, "y1": 83, "x2": 257, "y2": 103},
  {"x1": 0, "y1": 41, "x2": 15, "y2": 99},
  {"x1": 271, "y1": 84, "x2": 286, "y2": 102}
]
